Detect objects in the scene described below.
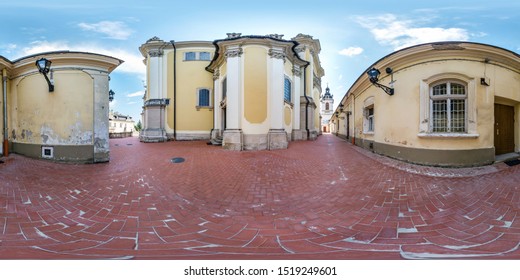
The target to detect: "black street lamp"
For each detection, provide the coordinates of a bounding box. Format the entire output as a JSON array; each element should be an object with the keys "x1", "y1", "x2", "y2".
[
  {"x1": 109, "y1": 90, "x2": 115, "y2": 102},
  {"x1": 35, "y1": 58, "x2": 54, "y2": 92},
  {"x1": 366, "y1": 67, "x2": 394, "y2": 96}
]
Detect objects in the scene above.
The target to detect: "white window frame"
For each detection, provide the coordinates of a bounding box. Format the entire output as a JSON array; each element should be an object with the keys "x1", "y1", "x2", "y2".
[
  {"x1": 363, "y1": 96, "x2": 375, "y2": 134},
  {"x1": 284, "y1": 76, "x2": 292, "y2": 103},
  {"x1": 419, "y1": 73, "x2": 478, "y2": 138},
  {"x1": 184, "y1": 51, "x2": 211, "y2": 61},
  {"x1": 196, "y1": 88, "x2": 212, "y2": 108},
  {"x1": 429, "y1": 81, "x2": 467, "y2": 133}
]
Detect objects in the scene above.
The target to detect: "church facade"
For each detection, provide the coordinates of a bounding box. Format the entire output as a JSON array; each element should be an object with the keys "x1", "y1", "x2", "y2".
[{"x1": 138, "y1": 33, "x2": 325, "y2": 150}]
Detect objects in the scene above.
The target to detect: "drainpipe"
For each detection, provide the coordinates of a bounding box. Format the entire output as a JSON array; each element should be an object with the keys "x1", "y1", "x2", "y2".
[
  {"x1": 173, "y1": 43, "x2": 177, "y2": 141},
  {"x1": 303, "y1": 65, "x2": 310, "y2": 140},
  {"x1": 2, "y1": 69, "x2": 7, "y2": 156}
]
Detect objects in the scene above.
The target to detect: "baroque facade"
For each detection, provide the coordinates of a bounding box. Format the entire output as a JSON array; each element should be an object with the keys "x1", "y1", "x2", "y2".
[
  {"x1": 331, "y1": 42, "x2": 520, "y2": 167},
  {"x1": 0, "y1": 51, "x2": 122, "y2": 162},
  {"x1": 138, "y1": 33, "x2": 325, "y2": 150}
]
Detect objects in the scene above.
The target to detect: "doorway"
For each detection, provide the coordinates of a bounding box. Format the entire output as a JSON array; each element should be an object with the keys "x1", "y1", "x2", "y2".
[{"x1": 494, "y1": 104, "x2": 515, "y2": 155}]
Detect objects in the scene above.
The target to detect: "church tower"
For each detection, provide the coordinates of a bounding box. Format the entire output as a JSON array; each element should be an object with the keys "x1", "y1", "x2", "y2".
[{"x1": 320, "y1": 86, "x2": 334, "y2": 132}]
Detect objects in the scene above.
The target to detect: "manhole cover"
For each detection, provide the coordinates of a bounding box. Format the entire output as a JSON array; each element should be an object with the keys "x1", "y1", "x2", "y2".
[
  {"x1": 126, "y1": 143, "x2": 133, "y2": 146},
  {"x1": 171, "y1": 157, "x2": 185, "y2": 163}
]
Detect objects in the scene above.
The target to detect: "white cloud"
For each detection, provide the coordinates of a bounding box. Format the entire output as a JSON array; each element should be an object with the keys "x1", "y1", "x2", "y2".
[
  {"x1": 354, "y1": 14, "x2": 469, "y2": 50},
  {"x1": 127, "y1": 90, "x2": 144, "y2": 97},
  {"x1": 19, "y1": 40, "x2": 145, "y2": 77},
  {"x1": 1, "y1": 43, "x2": 18, "y2": 54},
  {"x1": 338, "y1": 47, "x2": 364, "y2": 57},
  {"x1": 78, "y1": 21, "x2": 133, "y2": 40}
]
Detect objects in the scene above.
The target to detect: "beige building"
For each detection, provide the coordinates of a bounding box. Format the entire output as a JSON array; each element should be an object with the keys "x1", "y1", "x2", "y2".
[
  {"x1": 139, "y1": 33, "x2": 324, "y2": 150},
  {"x1": 332, "y1": 42, "x2": 520, "y2": 167},
  {"x1": 0, "y1": 51, "x2": 122, "y2": 162}
]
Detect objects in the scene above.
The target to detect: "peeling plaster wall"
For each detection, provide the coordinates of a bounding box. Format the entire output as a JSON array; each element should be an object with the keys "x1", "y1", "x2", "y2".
[
  {"x1": 10, "y1": 70, "x2": 96, "y2": 162},
  {"x1": 12, "y1": 71, "x2": 94, "y2": 144}
]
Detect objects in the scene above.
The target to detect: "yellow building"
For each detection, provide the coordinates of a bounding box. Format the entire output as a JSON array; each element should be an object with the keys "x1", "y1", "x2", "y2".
[
  {"x1": 332, "y1": 42, "x2": 520, "y2": 167},
  {"x1": 0, "y1": 51, "x2": 122, "y2": 162},
  {"x1": 139, "y1": 33, "x2": 324, "y2": 150}
]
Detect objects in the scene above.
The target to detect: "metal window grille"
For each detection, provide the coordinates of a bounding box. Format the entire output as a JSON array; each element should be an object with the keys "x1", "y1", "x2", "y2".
[
  {"x1": 284, "y1": 78, "x2": 291, "y2": 102},
  {"x1": 430, "y1": 82, "x2": 466, "y2": 133}
]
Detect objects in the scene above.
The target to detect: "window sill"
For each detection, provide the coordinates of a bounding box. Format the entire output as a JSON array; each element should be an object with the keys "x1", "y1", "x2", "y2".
[
  {"x1": 363, "y1": 131, "x2": 374, "y2": 135},
  {"x1": 196, "y1": 106, "x2": 213, "y2": 111},
  {"x1": 417, "y1": 132, "x2": 479, "y2": 139}
]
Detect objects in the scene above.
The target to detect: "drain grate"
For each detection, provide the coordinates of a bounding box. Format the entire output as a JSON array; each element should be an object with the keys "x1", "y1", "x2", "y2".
[
  {"x1": 171, "y1": 157, "x2": 185, "y2": 163},
  {"x1": 504, "y1": 159, "x2": 520, "y2": 167}
]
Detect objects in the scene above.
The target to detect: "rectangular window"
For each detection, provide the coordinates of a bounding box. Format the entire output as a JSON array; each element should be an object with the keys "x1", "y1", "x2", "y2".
[
  {"x1": 284, "y1": 77, "x2": 291, "y2": 102},
  {"x1": 185, "y1": 52, "x2": 196, "y2": 61},
  {"x1": 367, "y1": 107, "x2": 374, "y2": 132},
  {"x1": 199, "y1": 52, "x2": 210, "y2": 61},
  {"x1": 430, "y1": 82, "x2": 467, "y2": 133},
  {"x1": 197, "y1": 89, "x2": 211, "y2": 107},
  {"x1": 222, "y1": 77, "x2": 227, "y2": 99}
]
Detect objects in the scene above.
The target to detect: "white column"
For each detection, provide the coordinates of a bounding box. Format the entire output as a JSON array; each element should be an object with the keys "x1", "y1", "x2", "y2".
[
  {"x1": 147, "y1": 49, "x2": 164, "y2": 100},
  {"x1": 292, "y1": 65, "x2": 302, "y2": 130},
  {"x1": 268, "y1": 47, "x2": 285, "y2": 130},
  {"x1": 222, "y1": 46, "x2": 243, "y2": 150},
  {"x1": 212, "y1": 70, "x2": 221, "y2": 135},
  {"x1": 225, "y1": 46, "x2": 242, "y2": 129}
]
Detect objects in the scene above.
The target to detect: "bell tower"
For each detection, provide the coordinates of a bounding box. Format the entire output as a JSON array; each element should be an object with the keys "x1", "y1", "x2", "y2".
[{"x1": 320, "y1": 85, "x2": 334, "y2": 133}]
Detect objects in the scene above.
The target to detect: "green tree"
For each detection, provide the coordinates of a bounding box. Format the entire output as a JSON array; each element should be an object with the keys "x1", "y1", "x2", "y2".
[{"x1": 134, "y1": 120, "x2": 142, "y2": 132}]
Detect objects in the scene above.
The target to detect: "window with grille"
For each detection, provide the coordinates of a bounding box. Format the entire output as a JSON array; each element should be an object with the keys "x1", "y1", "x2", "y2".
[
  {"x1": 284, "y1": 77, "x2": 291, "y2": 102},
  {"x1": 197, "y1": 88, "x2": 211, "y2": 107},
  {"x1": 430, "y1": 82, "x2": 466, "y2": 133}
]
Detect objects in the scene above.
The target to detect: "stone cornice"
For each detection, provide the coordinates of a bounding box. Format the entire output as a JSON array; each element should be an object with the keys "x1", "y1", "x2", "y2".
[
  {"x1": 148, "y1": 50, "x2": 164, "y2": 57},
  {"x1": 225, "y1": 48, "x2": 243, "y2": 58},
  {"x1": 268, "y1": 48, "x2": 286, "y2": 61}
]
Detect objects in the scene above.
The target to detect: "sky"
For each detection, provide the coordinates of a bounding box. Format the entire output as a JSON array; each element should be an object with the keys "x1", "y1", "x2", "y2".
[{"x1": 1, "y1": 0, "x2": 519, "y2": 122}]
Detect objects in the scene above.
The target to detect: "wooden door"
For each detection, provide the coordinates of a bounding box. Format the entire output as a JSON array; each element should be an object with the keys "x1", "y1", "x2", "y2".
[{"x1": 494, "y1": 104, "x2": 515, "y2": 155}]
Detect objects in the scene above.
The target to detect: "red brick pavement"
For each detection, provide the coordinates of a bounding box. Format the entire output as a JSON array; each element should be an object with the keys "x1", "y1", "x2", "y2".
[{"x1": 0, "y1": 134, "x2": 519, "y2": 259}]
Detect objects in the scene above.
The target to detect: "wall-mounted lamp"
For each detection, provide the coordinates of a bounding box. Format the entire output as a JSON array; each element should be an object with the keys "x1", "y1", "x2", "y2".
[
  {"x1": 109, "y1": 90, "x2": 115, "y2": 102},
  {"x1": 366, "y1": 67, "x2": 394, "y2": 96},
  {"x1": 35, "y1": 58, "x2": 54, "y2": 92}
]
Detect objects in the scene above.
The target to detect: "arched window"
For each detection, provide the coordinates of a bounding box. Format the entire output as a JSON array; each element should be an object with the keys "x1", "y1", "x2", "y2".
[
  {"x1": 325, "y1": 103, "x2": 330, "y2": 110},
  {"x1": 430, "y1": 81, "x2": 467, "y2": 133}
]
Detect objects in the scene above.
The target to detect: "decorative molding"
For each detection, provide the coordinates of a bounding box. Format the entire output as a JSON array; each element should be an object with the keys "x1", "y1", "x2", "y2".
[
  {"x1": 432, "y1": 43, "x2": 465, "y2": 51},
  {"x1": 213, "y1": 69, "x2": 220, "y2": 80},
  {"x1": 226, "y1": 33, "x2": 242, "y2": 39},
  {"x1": 148, "y1": 50, "x2": 164, "y2": 57},
  {"x1": 292, "y1": 65, "x2": 302, "y2": 76},
  {"x1": 266, "y1": 34, "x2": 284, "y2": 40},
  {"x1": 294, "y1": 46, "x2": 306, "y2": 53},
  {"x1": 225, "y1": 48, "x2": 243, "y2": 58},
  {"x1": 146, "y1": 36, "x2": 162, "y2": 43},
  {"x1": 268, "y1": 48, "x2": 286, "y2": 61},
  {"x1": 313, "y1": 74, "x2": 321, "y2": 89}
]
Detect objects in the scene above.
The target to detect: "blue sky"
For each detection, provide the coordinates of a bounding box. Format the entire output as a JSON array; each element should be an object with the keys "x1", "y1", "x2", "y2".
[{"x1": 1, "y1": 0, "x2": 519, "y2": 122}]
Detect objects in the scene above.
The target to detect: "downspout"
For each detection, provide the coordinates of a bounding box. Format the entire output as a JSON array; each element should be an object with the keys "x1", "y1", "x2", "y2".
[
  {"x1": 173, "y1": 43, "x2": 177, "y2": 140},
  {"x1": 303, "y1": 65, "x2": 310, "y2": 140},
  {"x1": 2, "y1": 69, "x2": 7, "y2": 156}
]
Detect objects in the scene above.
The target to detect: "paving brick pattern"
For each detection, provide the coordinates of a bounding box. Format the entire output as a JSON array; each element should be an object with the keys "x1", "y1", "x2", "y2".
[{"x1": 0, "y1": 134, "x2": 519, "y2": 259}]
